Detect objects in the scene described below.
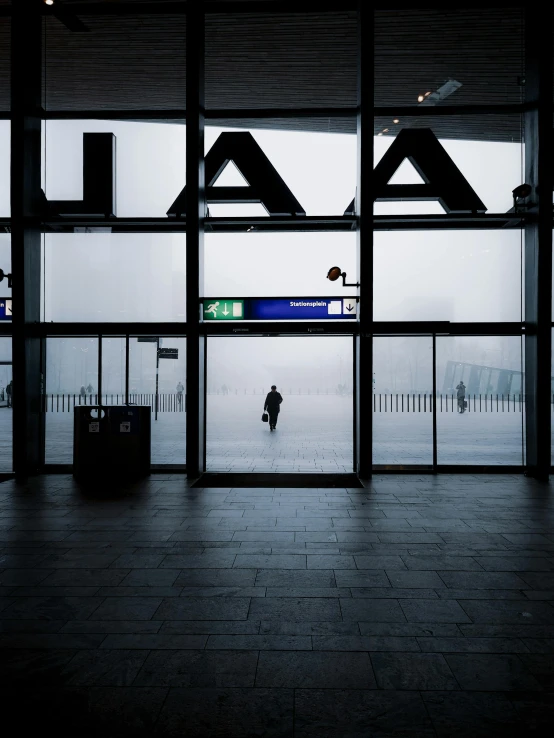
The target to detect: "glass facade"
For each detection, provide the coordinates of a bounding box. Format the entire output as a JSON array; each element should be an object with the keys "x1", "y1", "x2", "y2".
[{"x1": 3, "y1": 4, "x2": 553, "y2": 478}]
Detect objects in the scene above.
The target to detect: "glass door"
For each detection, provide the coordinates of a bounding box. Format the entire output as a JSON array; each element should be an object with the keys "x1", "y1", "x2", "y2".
[
  {"x1": 206, "y1": 335, "x2": 354, "y2": 473},
  {"x1": 372, "y1": 336, "x2": 434, "y2": 468}
]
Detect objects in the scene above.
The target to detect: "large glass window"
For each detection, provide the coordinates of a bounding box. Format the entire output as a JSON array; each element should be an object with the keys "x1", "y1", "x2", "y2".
[
  {"x1": 374, "y1": 230, "x2": 523, "y2": 322},
  {"x1": 42, "y1": 120, "x2": 186, "y2": 218},
  {"x1": 129, "y1": 337, "x2": 186, "y2": 467},
  {"x1": 205, "y1": 126, "x2": 356, "y2": 216},
  {"x1": 204, "y1": 232, "x2": 356, "y2": 300},
  {"x1": 436, "y1": 336, "x2": 524, "y2": 466},
  {"x1": 373, "y1": 119, "x2": 523, "y2": 216},
  {"x1": 42, "y1": 233, "x2": 186, "y2": 322},
  {"x1": 45, "y1": 337, "x2": 99, "y2": 464},
  {"x1": 0, "y1": 336, "x2": 12, "y2": 472},
  {"x1": 372, "y1": 336, "x2": 434, "y2": 467}
]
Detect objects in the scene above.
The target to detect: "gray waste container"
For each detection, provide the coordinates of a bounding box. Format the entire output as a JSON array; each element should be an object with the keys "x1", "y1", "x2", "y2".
[{"x1": 73, "y1": 405, "x2": 151, "y2": 481}]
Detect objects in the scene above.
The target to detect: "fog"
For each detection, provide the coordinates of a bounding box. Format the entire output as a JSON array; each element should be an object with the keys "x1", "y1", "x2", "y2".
[{"x1": 0, "y1": 120, "x2": 527, "y2": 396}]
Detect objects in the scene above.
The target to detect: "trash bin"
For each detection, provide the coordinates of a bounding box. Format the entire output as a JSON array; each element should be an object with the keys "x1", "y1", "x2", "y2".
[{"x1": 73, "y1": 405, "x2": 151, "y2": 481}]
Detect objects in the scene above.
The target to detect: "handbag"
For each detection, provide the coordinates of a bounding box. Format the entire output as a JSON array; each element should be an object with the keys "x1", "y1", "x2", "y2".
[{"x1": 262, "y1": 412, "x2": 269, "y2": 422}]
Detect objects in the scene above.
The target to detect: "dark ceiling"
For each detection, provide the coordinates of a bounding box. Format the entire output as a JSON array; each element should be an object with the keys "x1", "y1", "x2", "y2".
[{"x1": 0, "y1": 3, "x2": 537, "y2": 142}]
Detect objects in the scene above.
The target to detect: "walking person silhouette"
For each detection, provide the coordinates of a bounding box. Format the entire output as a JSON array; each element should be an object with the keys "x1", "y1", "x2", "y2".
[{"x1": 264, "y1": 385, "x2": 283, "y2": 431}]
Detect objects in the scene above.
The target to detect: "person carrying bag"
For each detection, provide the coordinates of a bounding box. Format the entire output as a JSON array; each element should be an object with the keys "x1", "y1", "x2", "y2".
[{"x1": 263, "y1": 385, "x2": 283, "y2": 431}]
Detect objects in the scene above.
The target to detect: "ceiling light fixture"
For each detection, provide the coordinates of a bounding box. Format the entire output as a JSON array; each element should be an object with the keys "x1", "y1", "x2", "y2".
[
  {"x1": 418, "y1": 79, "x2": 463, "y2": 106},
  {"x1": 44, "y1": 0, "x2": 54, "y2": 5},
  {"x1": 393, "y1": 118, "x2": 400, "y2": 124}
]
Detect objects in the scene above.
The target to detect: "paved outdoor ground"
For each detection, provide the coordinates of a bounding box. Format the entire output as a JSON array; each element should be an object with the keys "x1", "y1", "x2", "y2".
[
  {"x1": 0, "y1": 473, "x2": 553, "y2": 737},
  {"x1": 0, "y1": 394, "x2": 534, "y2": 471}
]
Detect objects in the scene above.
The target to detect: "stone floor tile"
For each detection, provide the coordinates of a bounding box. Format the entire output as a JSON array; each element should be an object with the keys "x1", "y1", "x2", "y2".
[
  {"x1": 2, "y1": 596, "x2": 104, "y2": 621},
  {"x1": 387, "y1": 570, "x2": 446, "y2": 588},
  {"x1": 255, "y1": 650, "x2": 376, "y2": 688},
  {"x1": 89, "y1": 597, "x2": 162, "y2": 621},
  {"x1": 458, "y1": 599, "x2": 554, "y2": 624},
  {"x1": 59, "y1": 649, "x2": 149, "y2": 686},
  {"x1": 254, "y1": 569, "x2": 336, "y2": 587},
  {"x1": 371, "y1": 652, "x2": 458, "y2": 690},
  {"x1": 119, "y1": 569, "x2": 180, "y2": 586},
  {"x1": 311, "y1": 635, "x2": 420, "y2": 651},
  {"x1": 422, "y1": 691, "x2": 520, "y2": 737},
  {"x1": 339, "y1": 598, "x2": 406, "y2": 622},
  {"x1": 39, "y1": 569, "x2": 130, "y2": 587},
  {"x1": 233, "y1": 554, "x2": 306, "y2": 569},
  {"x1": 333, "y1": 570, "x2": 390, "y2": 588},
  {"x1": 154, "y1": 597, "x2": 250, "y2": 621},
  {"x1": 249, "y1": 598, "x2": 342, "y2": 621},
  {"x1": 417, "y1": 636, "x2": 530, "y2": 653},
  {"x1": 173, "y1": 568, "x2": 257, "y2": 587},
  {"x1": 437, "y1": 571, "x2": 529, "y2": 589},
  {"x1": 400, "y1": 599, "x2": 472, "y2": 623},
  {"x1": 205, "y1": 634, "x2": 312, "y2": 650},
  {"x1": 153, "y1": 687, "x2": 293, "y2": 738},
  {"x1": 445, "y1": 653, "x2": 543, "y2": 690},
  {"x1": 294, "y1": 690, "x2": 435, "y2": 738},
  {"x1": 306, "y1": 554, "x2": 356, "y2": 569},
  {"x1": 353, "y1": 555, "x2": 408, "y2": 569},
  {"x1": 0, "y1": 648, "x2": 76, "y2": 686},
  {"x1": 134, "y1": 649, "x2": 258, "y2": 687}
]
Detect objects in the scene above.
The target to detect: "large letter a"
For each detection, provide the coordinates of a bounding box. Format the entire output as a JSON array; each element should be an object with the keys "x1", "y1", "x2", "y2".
[
  {"x1": 374, "y1": 128, "x2": 486, "y2": 213},
  {"x1": 167, "y1": 132, "x2": 305, "y2": 217}
]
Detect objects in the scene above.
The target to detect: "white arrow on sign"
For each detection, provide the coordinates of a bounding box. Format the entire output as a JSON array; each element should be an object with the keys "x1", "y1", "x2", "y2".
[{"x1": 222, "y1": 303, "x2": 229, "y2": 316}]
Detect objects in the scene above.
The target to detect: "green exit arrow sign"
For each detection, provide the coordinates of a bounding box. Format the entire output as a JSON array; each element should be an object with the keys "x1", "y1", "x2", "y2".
[{"x1": 202, "y1": 299, "x2": 244, "y2": 320}]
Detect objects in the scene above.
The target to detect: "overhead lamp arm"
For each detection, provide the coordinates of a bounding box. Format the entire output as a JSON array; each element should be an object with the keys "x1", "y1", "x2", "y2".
[
  {"x1": 326, "y1": 266, "x2": 360, "y2": 288},
  {"x1": 339, "y1": 272, "x2": 359, "y2": 288}
]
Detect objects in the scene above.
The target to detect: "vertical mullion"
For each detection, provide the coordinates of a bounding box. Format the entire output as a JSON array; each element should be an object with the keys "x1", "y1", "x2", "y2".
[
  {"x1": 432, "y1": 334, "x2": 437, "y2": 471},
  {"x1": 185, "y1": 0, "x2": 206, "y2": 477},
  {"x1": 98, "y1": 335, "x2": 102, "y2": 405},
  {"x1": 11, "y1": 1, "x2": 43, "y2": 476},
  {"x1": 125, "y1": 335, "x2": 130, "y2": 405},
  {"x1": 356, "y1": 1, "x2": 373, "y2": 478},
  {"x1": 523, "y1": 5, "x2": 553, "y2": 480}
]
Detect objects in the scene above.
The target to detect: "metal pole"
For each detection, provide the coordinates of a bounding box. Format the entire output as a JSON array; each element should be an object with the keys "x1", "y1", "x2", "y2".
[
  {"x1": 432, "y1": 334, "x2": 437, "y2": 471},
  {"x1": 125, "y1": 335, "x2": 130, "y2": 405},
  {"x1": 155, "y1": 337, "x2": 159, "y2": 421}
]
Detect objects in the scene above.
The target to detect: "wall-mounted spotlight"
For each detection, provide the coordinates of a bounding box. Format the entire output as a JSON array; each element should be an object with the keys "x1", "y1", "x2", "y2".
[
  {"x1": 0, "y1": 269, "x2": 12, "y2": 288},
  {"x1": 512, "y1": 183, "x2": 533, "y2": 212},
  {"x1": 327, "y1": 266, "x2": 359, "y2": 288}
]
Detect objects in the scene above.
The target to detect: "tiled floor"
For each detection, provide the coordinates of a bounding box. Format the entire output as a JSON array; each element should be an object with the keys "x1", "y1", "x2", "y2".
[{"x1": 1, "y1": 473, "x2": 553, "y2": 737}]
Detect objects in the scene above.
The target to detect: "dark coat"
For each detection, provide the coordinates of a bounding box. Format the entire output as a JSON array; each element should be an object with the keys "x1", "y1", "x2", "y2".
[{"x1": 264, "y1": 391, "x2": 283, "y2": 412}]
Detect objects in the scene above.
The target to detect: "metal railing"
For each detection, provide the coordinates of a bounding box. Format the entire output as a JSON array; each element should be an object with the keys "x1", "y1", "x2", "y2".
[
  {"x1": 41, "y1": 391, "x2": 528, "y2": 413},
  {"x1": 43, "y1": 393, "x2": 185, "y2": 413},
  {"x1": 372, "y1": 393, "x2": 524, "y2": 412}
]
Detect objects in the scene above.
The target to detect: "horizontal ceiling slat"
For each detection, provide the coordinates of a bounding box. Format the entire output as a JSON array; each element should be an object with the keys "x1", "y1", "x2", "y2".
[{"x1": 0, "y1": 6, "x2": 549, "y2": 140}]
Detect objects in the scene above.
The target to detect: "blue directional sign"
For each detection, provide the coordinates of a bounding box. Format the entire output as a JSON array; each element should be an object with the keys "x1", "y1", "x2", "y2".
[
  {"x1": 202, "y1": 297, "x2": 357, "y2": 321},
  {"x1": 0, "y1": 298, "x2": 12, "y2": 320}
]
